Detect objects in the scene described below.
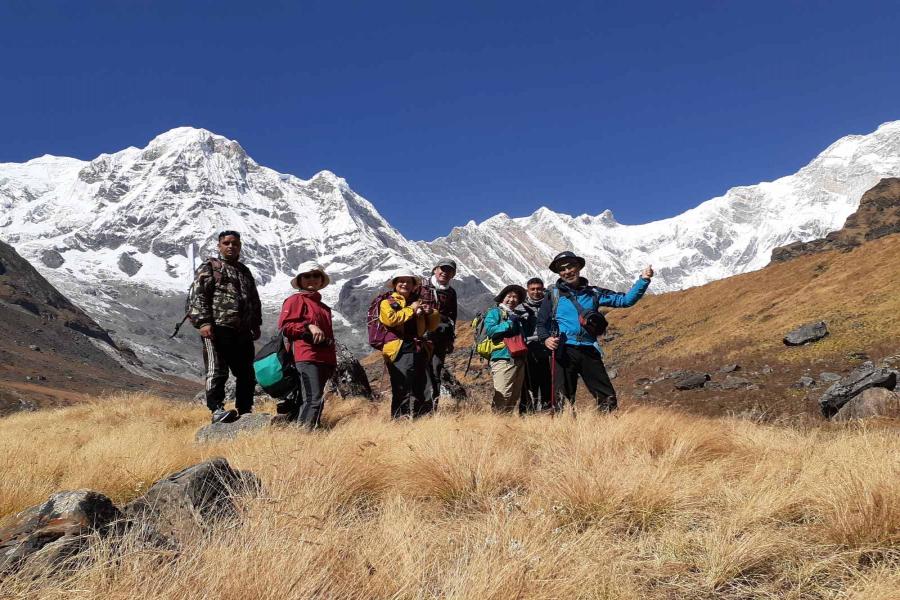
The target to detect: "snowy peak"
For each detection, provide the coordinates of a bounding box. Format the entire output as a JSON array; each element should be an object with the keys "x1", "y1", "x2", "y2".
[{"x1": 425, "y1": 121, "x2": 900, "y2": 292}]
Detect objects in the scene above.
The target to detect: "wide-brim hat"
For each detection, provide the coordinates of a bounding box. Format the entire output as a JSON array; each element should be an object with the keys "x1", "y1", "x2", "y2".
[
  {"x1": 494, "y1": 284, "x2": 527, "y2": 304},
  {"x1": 387, "y1": 269, "x2": 422, "y2": 289},
  {"x1": 548, "y1": 251, "x2": 586, "y2": 273},
  {"x1": 291, "y1": 261, "x2": 330, "y2": 289}
]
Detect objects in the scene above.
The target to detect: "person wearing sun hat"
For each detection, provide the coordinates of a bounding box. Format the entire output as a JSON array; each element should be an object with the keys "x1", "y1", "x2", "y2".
[
  {"x1": 420, "y1": 258, "x2": 458, "y2": 411},
  {"x1": 277, "y1": 261, "x2": 336, "y2": 428},
  {"x1": 536, "y1": 250, "x2": 653, "y2": 413},
  {"x1": 483, "y1": 283, "x2": 528, "y2": 412},
  {"x1": 378, "y1": 268, "x2": 441, "y2": 419}
]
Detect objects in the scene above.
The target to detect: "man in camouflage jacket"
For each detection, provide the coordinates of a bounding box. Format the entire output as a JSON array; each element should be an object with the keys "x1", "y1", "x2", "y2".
[{"x1": 188, "y1": 230, "x2": 262, "y2": 423}]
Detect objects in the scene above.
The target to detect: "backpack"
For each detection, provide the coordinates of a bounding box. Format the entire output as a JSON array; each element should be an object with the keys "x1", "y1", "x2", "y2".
[
  {"x1": 253, "y1": 331, "x2": 298, "y2": 398},
  {"x1": 170, "y1": 258, "x2": 224, "y2": 338},
  {"x1": 471, "y1": 308, "x2": 507, "y2": 360},
  {"x1": 366, "y1": 291, "x2": 402, "y2": 350}
]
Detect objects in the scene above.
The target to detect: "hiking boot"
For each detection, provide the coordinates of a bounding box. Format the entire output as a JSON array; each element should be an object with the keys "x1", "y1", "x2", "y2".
[{"x1": 211, "y1": 408, "x2": 238, "y2": 424}]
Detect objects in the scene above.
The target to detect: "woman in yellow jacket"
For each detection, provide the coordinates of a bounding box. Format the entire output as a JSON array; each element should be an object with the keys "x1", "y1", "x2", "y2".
[{"x1": 379, "y1": 269, "x2": 441, "y2": 419}]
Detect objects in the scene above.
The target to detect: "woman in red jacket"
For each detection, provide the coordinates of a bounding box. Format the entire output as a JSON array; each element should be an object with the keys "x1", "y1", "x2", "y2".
[{"x1": 277, "y1": 261, "x2": 336, "y2": 428}]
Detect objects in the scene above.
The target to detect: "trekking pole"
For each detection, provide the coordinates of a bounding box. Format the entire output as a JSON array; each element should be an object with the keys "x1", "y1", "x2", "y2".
[{"x1": 550, "y1": 348, "x2": 557, "y2": 417}]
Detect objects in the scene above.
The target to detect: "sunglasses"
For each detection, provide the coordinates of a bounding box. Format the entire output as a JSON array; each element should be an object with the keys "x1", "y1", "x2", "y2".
[{"x1": 300, "y1": 272, "x2": 323, "y2": 279}]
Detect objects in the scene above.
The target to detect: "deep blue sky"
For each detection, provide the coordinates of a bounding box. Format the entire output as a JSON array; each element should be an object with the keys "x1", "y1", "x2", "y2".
[{"x1": 2, "y1": 2, "x2": 898, "y2": 241}]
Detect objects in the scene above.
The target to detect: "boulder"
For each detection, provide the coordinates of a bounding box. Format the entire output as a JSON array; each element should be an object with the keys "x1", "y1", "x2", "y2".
[
  {"x1": 195, "y1": 413, "x2": 273, "y2": 443},
  {"x1": 439, "y1": 367, "x2": 468, "y2": 401},
  {"x1": 722, "y1": 376, "x2": 753, "y2": 390},
  {"x1": 331, "y1": 343, "x2": 373, "y2": 399},
  {"x1": 720, "y1": 364, "x2": 741, "y2": 373},
  {"x1": 833, "y1": 388, "x2": 900, "y2": 421},
  {"x1": 674, "y1": 372, "x2": 710, "y2": 390},
  {"x1": 0, "y1": 490, "x2": 121, "y2": 575},
  {"x1": 783, "y1": 321, "x2": 829, "y2": 346},
  {"x1": 819, "y1": 362, "x2": 899, "y2": 418},
  {"x1": 819, "y1": 372, "x2": 842, "y2": 382},
  {"x1": 123, "y1": 458, "x2": 260, "y2": 545}
]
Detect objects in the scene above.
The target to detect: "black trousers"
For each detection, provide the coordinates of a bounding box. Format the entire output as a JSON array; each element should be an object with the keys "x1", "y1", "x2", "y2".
[
  {"x1": 520, "y1": 344, "x2": 552, "y2": 413},
  {"x1": 387, "y1": 349, "x2": 430, "y2": 419},
  {"x1": 552, "y1": 344, "x2": 617, "y2": 412},
  {"x1": 424, "y1": 345, "x2": 448, "y2": 410},
  {"x1": 202, "y1": 325, "x2": 256, "y2": 413}
]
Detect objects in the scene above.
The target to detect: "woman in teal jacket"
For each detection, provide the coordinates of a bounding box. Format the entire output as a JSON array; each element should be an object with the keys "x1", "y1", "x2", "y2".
[{"x1": 484, "y1": 284, "x2": 527, "y2": 412}]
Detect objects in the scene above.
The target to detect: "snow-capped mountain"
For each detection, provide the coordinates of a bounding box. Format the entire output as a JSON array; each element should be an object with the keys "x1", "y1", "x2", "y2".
[
  {"x1": 2, "y1": 122, "x2": 899, "y2": 376},
  {"x1": 0, "y1": 127, "x2": 489, "y2": 374},
  {"x1": 423, "y1": 121, "x2": 900, "y2": 293}
]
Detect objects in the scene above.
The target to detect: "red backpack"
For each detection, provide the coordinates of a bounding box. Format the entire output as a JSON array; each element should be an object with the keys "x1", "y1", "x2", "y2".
[{"x1": 366, "y1": 291, "x2": 402, "y2": 350}]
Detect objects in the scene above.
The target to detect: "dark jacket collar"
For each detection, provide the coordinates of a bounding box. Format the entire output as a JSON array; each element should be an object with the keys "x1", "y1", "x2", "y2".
[{"x1": 556, "y1": 277, "x2": 590, "y2": 293}]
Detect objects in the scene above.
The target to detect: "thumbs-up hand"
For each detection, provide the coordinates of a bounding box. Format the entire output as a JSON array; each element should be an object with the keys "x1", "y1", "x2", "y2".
[{"x1": 642, "y1": 265, "x2": 654, "y2": 279}]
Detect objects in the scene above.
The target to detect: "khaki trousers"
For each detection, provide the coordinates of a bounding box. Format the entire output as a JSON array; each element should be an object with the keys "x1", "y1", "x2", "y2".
[{"x1": 490, "y1": 358, "x2": 526, "y2": 412}]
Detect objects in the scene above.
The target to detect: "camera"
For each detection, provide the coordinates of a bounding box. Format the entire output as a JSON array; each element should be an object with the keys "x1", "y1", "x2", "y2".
[{"x1": 579, "y1": 310, "x2": 608, "y2": 337}]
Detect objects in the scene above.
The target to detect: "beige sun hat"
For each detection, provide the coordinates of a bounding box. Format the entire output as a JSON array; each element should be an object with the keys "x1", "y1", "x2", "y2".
[
  {"x1": 291, "y1": 261, "x2": 330, "y2": 289},
  {"x1": 386, "y1": 268, "x2": 422, "y2": 289}
]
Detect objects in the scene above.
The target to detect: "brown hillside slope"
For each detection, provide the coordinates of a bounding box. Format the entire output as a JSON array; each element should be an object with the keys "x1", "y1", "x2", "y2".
[{"x1": 596, "y1": 233, "x2": 900, "y2": 418}]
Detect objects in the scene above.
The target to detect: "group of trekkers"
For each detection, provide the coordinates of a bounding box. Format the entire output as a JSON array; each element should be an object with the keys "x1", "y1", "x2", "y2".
[{"x1": 187, "y1": 231, "x2": 653, "y2": 428}]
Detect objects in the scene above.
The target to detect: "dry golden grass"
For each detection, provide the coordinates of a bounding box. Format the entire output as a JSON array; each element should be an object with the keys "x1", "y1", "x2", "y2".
[
  {"x1": 606, "y1": 234, "x2": 900, "y2": 366},
  {"x1": 1, "y1": 393, "x2": 898, "y2": 599}
]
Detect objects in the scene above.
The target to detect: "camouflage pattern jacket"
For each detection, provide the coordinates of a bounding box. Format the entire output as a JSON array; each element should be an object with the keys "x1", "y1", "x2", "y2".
[{"x1": 188, "y1": 258, "x2": 262, "y2": 332}]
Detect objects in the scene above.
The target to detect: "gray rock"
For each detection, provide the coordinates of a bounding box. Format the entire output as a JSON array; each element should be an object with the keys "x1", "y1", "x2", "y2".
[
  {"x1": 607, "y1": 368, "x2": 618, "y2": 380},
  {"x1": 797, "y1": 376, "x2": 816, "y2": 388},
  {"x1": 720, "y1": 364, "x2": 741, "y2": 373},
  {"x1": 117, "y1": 253, "x2": 143, "y2": 277},
  {"x1": 28, "y1": 344, "x2": 40, "y2": 351},
  {"x1": 195, "y1": 413, "x2": 273, "y2": 442},
  {"x1": 833, "y1": 388, "x2": 900, "y2": 421},
  {"x1": 722, "y1": 376, "x2": 753, "y2": 390},
  {"x1": 783, "y1": 321, "x2": 829, "y2": 346},
  {"x1": 819, "y1": 362, "x2": 899, "y2": 418},
  {"x1": 39, "y1": 249, "x2": 65, "y2": 268},
  {"x1": 632, "y1": 390, "x2": 648, "y2": 398},
  {"x1": 123, "y1": 458, "x2": 260, "y2": 545},
  {"x1": 761, "y1": 365, "x2": 774, "y2": 375},
  {"x1": 819, "y1": 372, "x2": 842, "y2": 382},
  {"x1": 331, "y1": 342, "x2": 373, "y2": 399},
  {"x1": 0, "y1": 490, "x2": 121, "y2": 576},
  {"x1": 674, "y1": 372, "x2": 710, "y2": 390}
]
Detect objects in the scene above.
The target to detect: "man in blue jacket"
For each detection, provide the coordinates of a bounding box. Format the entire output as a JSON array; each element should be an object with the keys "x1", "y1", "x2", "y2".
[{"x1": 536, "y1": 251, "x2": 653, "y2": 412}]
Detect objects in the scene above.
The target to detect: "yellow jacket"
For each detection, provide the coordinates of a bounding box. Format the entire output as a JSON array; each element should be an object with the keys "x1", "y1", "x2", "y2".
[{"x1": 379, "y1": 291, "x2": 440, "y2": 362}]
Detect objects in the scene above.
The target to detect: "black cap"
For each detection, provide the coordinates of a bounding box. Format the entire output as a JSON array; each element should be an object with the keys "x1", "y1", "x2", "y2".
[{"x1": 548, "y1": 251, "x2": 586, "y2": 273}]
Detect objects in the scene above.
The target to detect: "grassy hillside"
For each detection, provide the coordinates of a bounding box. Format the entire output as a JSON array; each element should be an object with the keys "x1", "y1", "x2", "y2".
[
  {"x1": 1, "y1": 394, "x2": 898, "y2": 599},
  {"x1": 606, "y1": 234, "x2": 900, "y2": 365}
]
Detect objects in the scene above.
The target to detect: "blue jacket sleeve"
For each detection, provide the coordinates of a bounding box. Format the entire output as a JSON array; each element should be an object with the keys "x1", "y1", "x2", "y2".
[
  {"x1": 484, "y1": 307, "x2": 515, "y2": 341},
  {"x1": 597, "y1": 277, "x2": 650, "y2": 308}
]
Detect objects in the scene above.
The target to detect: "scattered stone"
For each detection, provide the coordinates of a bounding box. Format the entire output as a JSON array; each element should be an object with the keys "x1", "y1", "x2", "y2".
[
  {"x1": 439, "y1": 367, "x2": 467, "y2": 401},
  {"x1": 722, "y1": 376, "x2": 754, "y2": 390},
  {"x1": 123, "y1": 458, "x2": 260, "y2": 546},
  {"x1": 195, "y1": 413, "x2": 273, "y2": 442},
  {"x1": 783, "y1": 321, "x2": 829, "y2": 346},
  {"x1": 331, "y1": 343, "x2": 373, "y2": 399},
  {"x1": 24, "y1": 376, "x2": 32, "y2": 381},
  {"x1": 797, "y1": 376, "x2": 816, "y2": 388},
  {"x1": 635, "y1": 377, "x2": 653, "y2": 386},
  {"x1": 761, "y1": 365, "x2": 774, "y2": 375},
  {"x1": 819, "y1": 362, "x2": 899, "y2": 418},
  {"x1": 607, "y1": 368, "x2": 618, "y2": 380},
  {"x1": 674, "y1": 372, "x2": 710, "y2": 390},
  {"x1": 0, "y1": 490, "x2": 121, "y2": 576},
  {"x1": 819, "y1": 372, "x2": 842, "y2": 382},
  {"x1": 632, "y1": 390, "x2": 648, "y2": 398},
  {"x1": 833, "y1": 388, "x2": 900, "y2": 421},
  {"x1": 848, "y1": 351, "x2": 870, "y2": 361},
  {"x1": 720, "y1": 364, "x2": 741, "y2": 373},
  {"x1": 28, "y1": 345, "x2": 40, "y2": 352}
]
